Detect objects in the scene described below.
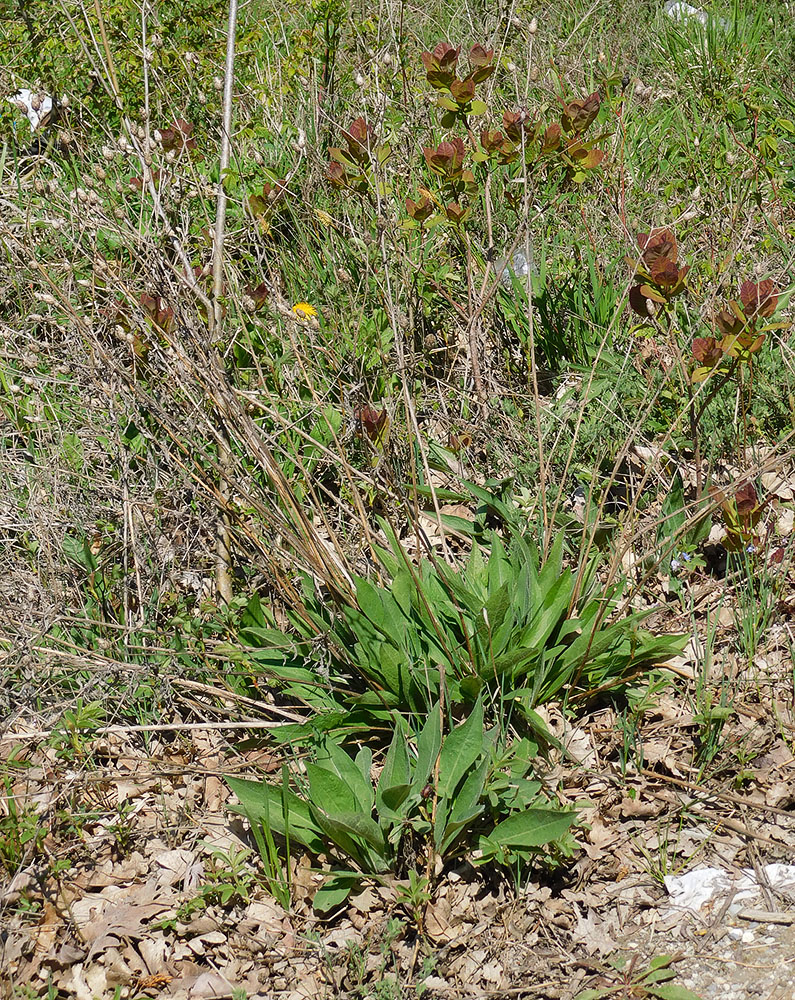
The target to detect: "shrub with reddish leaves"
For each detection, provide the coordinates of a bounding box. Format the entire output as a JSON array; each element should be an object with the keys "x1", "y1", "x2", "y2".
[{"x1": 628, "y1": 229, "x2": 689, "y2": 318}]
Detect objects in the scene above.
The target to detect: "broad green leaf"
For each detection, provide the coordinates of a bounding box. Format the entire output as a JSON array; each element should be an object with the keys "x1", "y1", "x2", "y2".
[
  {"x1": 437, "y1": 700, "x2": 484, "y2": 799},
  {"x1": 412, "y1": 708, "x2": 442, "y2": 793},
  {"x1": 379, "y1": 783, "x2": 413, "y2": 813},
  {"x1": 356, "y1": 577, "x2": 405, "y2": 647},
  {"x1": 312, "y1": 872, "x2": 361, "y2": 913},
  {"x1": 305, "y1": 763, "x2": 358, "y2": 815},
  {"x1": 226, "y1": 776, "x2": 324, "y2": 854},
  {"x1": 313, "y1": 742, "x2": 374, "y2": 813},
  {"x1": 488, "y1": 807, "x2": 576, "y2": 848},
  {"x1": 647, "y1": 986, "x2": 705, "y2": 1000},
  {"x1": 311, "y1": 805, "x2": 386, "y2": 864}
]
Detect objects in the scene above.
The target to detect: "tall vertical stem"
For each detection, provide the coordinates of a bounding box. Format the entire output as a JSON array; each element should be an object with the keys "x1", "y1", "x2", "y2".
[{"x1": 211, "y1": 0, "x2": 240, "y2": 604}]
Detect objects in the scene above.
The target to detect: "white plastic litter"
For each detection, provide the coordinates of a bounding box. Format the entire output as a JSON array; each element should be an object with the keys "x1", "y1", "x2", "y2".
[
  {"x1": 494, "y1": 250, "x2": 533, "y2": 287},
  {"x1": 664, "y1": 865, "x2": 795, "y2": 915},
  {"x1": 6, "y1": 89, "x2": 53, "y2": 132},
  {"x1": 663, "y1": 1, "x2": 728, "y2": 29}
]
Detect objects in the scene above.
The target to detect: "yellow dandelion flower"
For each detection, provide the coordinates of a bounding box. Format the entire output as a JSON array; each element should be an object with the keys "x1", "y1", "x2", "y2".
[{"x1": 292, "y1": 302, "x2": 318, "y2": 319}]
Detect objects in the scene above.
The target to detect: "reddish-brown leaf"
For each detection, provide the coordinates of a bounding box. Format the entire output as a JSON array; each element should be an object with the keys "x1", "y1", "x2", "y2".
[
  {"x1": 560, "y1": 92, "x2": 600, "y2": 134},
  {"x1": 739, "y1": 279, "x2": 778, "y2": 320},
  {"x1": 405, "y1": 193, "x2": 434, "y2": 222},
  {"x1": 735, "y1": 481, "x2": 759, "y2": 515},
  {"x1": 692, "y1": 337, "x2": 723, "y2": 366},
  {"x1": 450, "y1": 76, "x2": 476, "y2": 105},
  {"x1": 637, "y1": 229, "x2": 678, "y2": 271}
]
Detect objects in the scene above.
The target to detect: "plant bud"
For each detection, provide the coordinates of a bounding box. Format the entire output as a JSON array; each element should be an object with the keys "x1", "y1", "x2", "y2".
[
  {"x1": 355, "y1": 72, "x2": 366, "y2": 87},
  {"x1": 529, "y1": 17, "x2": 538, "y2": 33}
]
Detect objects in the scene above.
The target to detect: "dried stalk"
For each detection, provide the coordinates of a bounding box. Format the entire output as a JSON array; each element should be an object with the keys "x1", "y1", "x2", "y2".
[{"x1": 210, "y1": 0, "x2": 240, "y2": 603}]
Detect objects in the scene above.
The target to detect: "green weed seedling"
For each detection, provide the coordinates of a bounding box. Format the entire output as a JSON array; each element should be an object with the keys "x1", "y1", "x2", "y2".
[
  {"x1": 574, "y1": 952, "x2": 703, "y2": 1000},
  {"x1": 0, "y1": 752, "x2": 47, "y2": 874}
]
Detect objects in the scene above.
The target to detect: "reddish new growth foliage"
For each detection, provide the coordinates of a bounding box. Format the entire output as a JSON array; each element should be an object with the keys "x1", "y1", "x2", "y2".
[
  {"x1": 342, "y1": 117, "x2": 374, "y2": 161},
  {"x1": 423, "y1": 138, "x2": 466, "y2": 178},
  {"x1": 692, "y1": 279, "x2": 781, "y2": 380},
  {"x1": 139, "y1": 292, "x2": 174, "y2": 332},
  {"x1": 740, "y1": 279, "x2": 778, "y2": 320},
  {"x1": 421, "y1": 41, "x2": 460, "y2": 86},
  {"x1": 405, "y1": 192, "x2": 434, "y2": 222},
  {"x1": 692, "y1": 337, "x2": 724, "y2": 367},
  {"x1": 629, "y1": 229, "x2": 689, "y2": 317},
  {"x1": 244, "y1": 282, "x2": 270, "y2": 310},
  {"x1": 157, "y1": 119, "x2": 196, "y2": 153},
  {"x1": 248, "y1": 179, "x2": 288, "y2": 216},
  {"x1": 354, "y1": 405, "x2": 388, "y2": 443},
  {"x1": 559, "y1": 92, "x2": 601, "y2": 134},
  {"x1": 466, "y1": 43, "x2": 495, "y2": 83},
  {"x1": 502, "y1": 110, "x2": 535, "y2": 143}
]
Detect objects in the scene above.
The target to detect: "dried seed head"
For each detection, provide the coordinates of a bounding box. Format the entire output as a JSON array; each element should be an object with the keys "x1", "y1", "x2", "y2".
[
  {"x1": 528, "y1": 17, "x2": 538, "y2": 33},
  {"x1": 355, "y1": 72, "x2": 366, "y2": 87},
  {"x1": 213, "y1": 76, "x2": 224, "y2": 91}
]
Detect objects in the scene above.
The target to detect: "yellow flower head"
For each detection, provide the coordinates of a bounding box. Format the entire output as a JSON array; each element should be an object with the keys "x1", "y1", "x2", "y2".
[{"x1": 292, "y1": 302, "x2": 318, "y2": 319}]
